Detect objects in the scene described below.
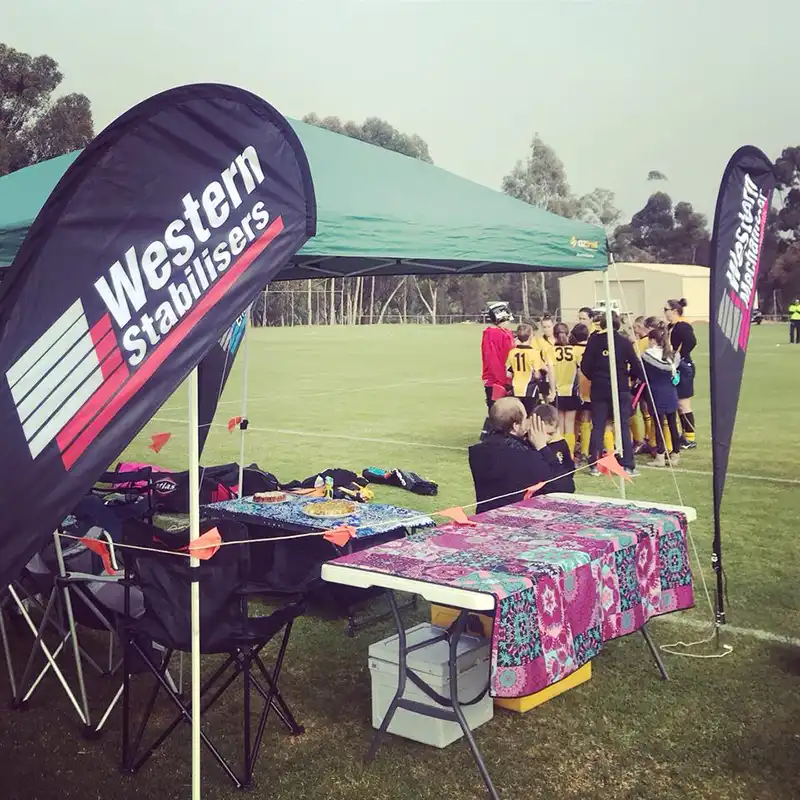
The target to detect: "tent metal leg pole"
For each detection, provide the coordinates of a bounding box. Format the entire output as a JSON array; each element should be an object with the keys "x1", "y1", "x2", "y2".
[
  {"x1": 0, "y1": 608, "x2": 17, "y2": 700},
  {"x1": 7, "y1": 586, "x2": 87, "y2": 724},
  {"x1": 188, "y1": 367, "x2": 202, "y2": 800},
  {"x1": 603, "y1": 263, "x2": 626, "y2": 499},
  {"x1": 237, "y1": 312, "x2": 250, "y2": 499},
  {"x1": 53, "y1": 533, "x2": 92, "y2": 729}
]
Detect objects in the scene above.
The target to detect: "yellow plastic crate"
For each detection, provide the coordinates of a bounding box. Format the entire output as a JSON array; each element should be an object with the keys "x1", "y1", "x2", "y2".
[{"x1": 430, "y1": 604, "x2": 592, "y2": 713}]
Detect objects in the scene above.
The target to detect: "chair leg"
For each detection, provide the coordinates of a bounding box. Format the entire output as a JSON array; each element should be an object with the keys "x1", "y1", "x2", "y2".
[
  {"x1": 7, "y1": 586, "x2": 87, "y2": 725},
  {"x1": 243, "y1": 653, "x2": 253, "y2": 787},
  {"x1": 125, "y1": 640, "x2": 242, "y2": 787},
  {"x1": 0, "y1": 609, "x2": 17, "y2": 701},
  {"x1": 252, "y1": 625, "x2": 304, "y2": 736}
]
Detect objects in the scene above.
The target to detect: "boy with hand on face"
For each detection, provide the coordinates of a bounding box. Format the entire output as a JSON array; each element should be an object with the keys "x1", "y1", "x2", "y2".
[{"x1": 530, "y1": 403, "x2": 576, "y2": 494}]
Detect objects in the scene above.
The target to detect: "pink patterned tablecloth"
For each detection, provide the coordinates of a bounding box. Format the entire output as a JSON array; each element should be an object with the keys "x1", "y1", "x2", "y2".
[{"x1": 329, "y1": 497, "x2": 694, "y2": 698}]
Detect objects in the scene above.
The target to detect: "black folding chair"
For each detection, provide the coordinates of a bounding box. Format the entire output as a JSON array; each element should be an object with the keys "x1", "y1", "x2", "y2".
[{"x1": 121, "y1": 518, "x2": 305, "y2": 789}]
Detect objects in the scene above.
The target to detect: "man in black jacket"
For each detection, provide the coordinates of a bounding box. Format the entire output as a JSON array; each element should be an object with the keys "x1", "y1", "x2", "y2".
[
  {"x1": 580, "y1": 312, "x2": 644, "y2": 476},
  {"x1": 468, "y1": 397, "x2": 561, "y2": 514}
]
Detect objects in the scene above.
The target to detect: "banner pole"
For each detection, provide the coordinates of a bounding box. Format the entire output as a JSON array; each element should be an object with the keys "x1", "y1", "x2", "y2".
[
  {"x1": 187, "y1": 368, "x2": 202, "y2": 800},
  {"x1": 603, "y1": 263, "x2": 626, "y2": 499},
  {"x1": 237, "y1": 310, "x2": 250, "y2": 499}
]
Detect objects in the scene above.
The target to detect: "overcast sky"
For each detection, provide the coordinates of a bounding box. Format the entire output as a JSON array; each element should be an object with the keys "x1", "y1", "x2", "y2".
[{"x1": 5, "y1": 0, "x2": 797, "y2": 222}]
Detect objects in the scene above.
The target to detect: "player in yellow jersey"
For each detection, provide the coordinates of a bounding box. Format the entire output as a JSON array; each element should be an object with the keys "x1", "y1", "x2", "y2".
[
  {"x1": 533, "y1": 316, "x2": 557, "y2": 395},
  {"x1": 551, "y1": 322, "x2": 582, "y2": 455},
  {"x1": 506, "y1": 324, "x2": 549, "y2": 414}
]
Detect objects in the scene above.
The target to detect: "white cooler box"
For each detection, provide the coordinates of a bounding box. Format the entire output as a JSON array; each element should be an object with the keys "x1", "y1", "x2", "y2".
[{"x1": 368, "y1": 622, "x2": 494, "y2": 748}]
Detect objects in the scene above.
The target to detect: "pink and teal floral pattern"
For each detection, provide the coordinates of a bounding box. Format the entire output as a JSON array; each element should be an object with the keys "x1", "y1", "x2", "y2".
[{"x1": 330, "y1": 497, "x2": 694, "y2": 698}]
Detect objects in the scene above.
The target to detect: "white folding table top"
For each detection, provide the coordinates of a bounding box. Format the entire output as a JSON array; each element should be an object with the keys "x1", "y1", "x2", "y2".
[{"x1": 321, "y1": 493, "x2": 697, "y2": 610}]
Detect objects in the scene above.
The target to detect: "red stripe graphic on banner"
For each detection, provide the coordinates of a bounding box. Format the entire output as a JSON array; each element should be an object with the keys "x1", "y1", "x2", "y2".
[
  {"x1": 93, "y1": 332, "x2": 119, "y2": 377},
  {"x1": 56, "y1": 360, "x2": 130, "y2": 466},
  {"x1": 90, "y1": 313, "x2": 113, "y2": 347},
  {"x1": 59, "y1": 217, "x2": 283, "y2": 469},
  {"x1": 99, "y1": 347, "x2": 123, "y2": 380}
]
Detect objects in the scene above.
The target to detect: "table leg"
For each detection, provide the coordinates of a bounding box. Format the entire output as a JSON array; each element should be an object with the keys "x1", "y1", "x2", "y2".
[
  {"x1": 364, "y1": 591, "x2": 500, "y2": 800},
  {"x1": 365, "y1": 590, "x2": 408, "y2": 762},
  {"x1": 641, "y1": 623, "x2": 669, "y2": 681},
  {"x1": 447, "y1": 611, "x2": 501, "y2": 800}
]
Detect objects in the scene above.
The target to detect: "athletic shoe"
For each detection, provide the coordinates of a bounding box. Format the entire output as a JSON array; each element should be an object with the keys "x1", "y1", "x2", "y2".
[
  {"x1": 625, "y1": 467, "x2": 640, "y2": 477},
  {"x1": 680, "y1": 439, "x2": 697, "y2": 450},
  {"x1": 589, "y1": 466, "x2": 601, "y2": 477},
  {"x1": 652, "y1": 453, "x2": 666, "y2": 468},
  {"x1": 633, "y1": 441, "x2": 648, "y2": 455},
  {"x1": 668, "y1": 452, "x2": 681, "y2": 466}
]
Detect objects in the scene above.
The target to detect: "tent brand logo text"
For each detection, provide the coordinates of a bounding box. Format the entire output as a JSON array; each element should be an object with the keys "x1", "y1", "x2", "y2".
[
  {"x1": 569, "y1": 236, "x2": 599, "y2": 250},
  {"x1": 94, "y1": 146, "x2": 272, "y2": 367}
]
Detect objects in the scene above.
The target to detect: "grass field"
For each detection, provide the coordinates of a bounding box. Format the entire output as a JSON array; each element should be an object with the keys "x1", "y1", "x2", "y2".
[{"x1": 2, "y1": 322, "x2": 799, "y2": 800}]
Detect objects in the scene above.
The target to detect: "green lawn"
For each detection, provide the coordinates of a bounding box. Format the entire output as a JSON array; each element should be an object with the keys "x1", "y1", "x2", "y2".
[{"x1": 2, "y1": 323, "x2": 799, "y2": 800}]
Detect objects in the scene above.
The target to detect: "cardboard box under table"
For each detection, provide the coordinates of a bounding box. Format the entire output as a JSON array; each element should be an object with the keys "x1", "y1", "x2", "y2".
[{"x1": 321, "y1": 493, "x2": 697, "y2": 800}]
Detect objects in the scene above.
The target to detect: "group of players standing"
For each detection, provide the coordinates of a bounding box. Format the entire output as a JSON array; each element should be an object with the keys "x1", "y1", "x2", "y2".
[{"x1": 480, "y1": 298, "x2": 697, "y2": 476}]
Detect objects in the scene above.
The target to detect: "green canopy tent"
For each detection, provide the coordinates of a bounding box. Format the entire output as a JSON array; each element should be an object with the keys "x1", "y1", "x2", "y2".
[
  {"x1": 0, "y1": 114, "x2": 630, "y2": 800},
  {"x1": 0, "y1": 119, "x2": 607, "y2": 274},
  {"x1": 0, "y1": 117, "x2": 627, "y2": 494}
]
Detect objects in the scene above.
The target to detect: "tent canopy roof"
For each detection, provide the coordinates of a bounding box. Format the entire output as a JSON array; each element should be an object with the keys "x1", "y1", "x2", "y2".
[{"x1": 0, "y1": 118, "x2": 608, "y2": 277}]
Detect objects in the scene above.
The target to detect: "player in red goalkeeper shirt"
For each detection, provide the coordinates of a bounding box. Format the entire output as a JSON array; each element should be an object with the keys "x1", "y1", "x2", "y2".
[{"x1": 480, "y1": 302, "x2": 514, "y2": 439}]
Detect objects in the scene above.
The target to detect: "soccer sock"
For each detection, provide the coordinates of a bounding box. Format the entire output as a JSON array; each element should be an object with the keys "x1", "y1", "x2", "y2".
[
  {"x1": 680, "y1": 412, "x2": 696, "y2": 442},
  {"x1": 603, "y1": 427, "x2": 614, "y2": 454},
  {"x1": 579, "y1": 421, "x2": 591, "y2": 457},
  {"x1": 630, "y1": 410, "x2": 645, "y2": 443},
  {"x1": 565, "y1": 432, "x2": 576, "y2": 454},
  {"x1": 644, "y1": 414, "x2": 657, "y2": 448},
  {"x1": 662, "y1": 420, "x2": 673, "y2": 452}
]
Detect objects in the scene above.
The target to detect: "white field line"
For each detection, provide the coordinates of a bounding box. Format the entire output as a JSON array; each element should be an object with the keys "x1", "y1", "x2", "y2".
[
  {"x1": 152, "y1": 417, "x2": 466, "y2": 452},
  {"x1": 169, "y1": 375, "x2": 473, "y2": 411},
  {"x1": 638, "y1": 464, "x2": 800, "y2": 486},
  {"x1": 657, "y1": 615, "x2": 800, "y2": 648},
  {"x1": 147, "y1": 419, "x2": 800, "y2": 487}
]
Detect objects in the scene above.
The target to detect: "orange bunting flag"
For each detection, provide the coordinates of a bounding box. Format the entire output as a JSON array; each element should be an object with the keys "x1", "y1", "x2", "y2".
[
  {"x1": 596, "y1": 452, "x2": 632, "y2": 481},
  {"x1": 227, "y1": 416, "x2": 242, "y2": 432},
  {"x1": 188, "y1": 527, "x2": 222, "y2": 560},
  {"x1": 523, "y1": 482, "x2": 546, "y2": 501},
  {"x1": 149, "y1": 432, "x2": 171, "y2": 453},
  {"x1": 81, "y1": 537, "x2": 116, "y2": 575},
  {"x1": 323, "y1": 525, "x2": 357, "y2": 547},
  {"x1": 439, "y1": 507, "x2": 476, "y2": 526}
]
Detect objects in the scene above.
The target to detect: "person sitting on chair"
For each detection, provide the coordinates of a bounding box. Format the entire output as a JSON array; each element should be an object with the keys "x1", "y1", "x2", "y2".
[{"x1": 468, "y1": 397, "x2": 560, "y2": 514}]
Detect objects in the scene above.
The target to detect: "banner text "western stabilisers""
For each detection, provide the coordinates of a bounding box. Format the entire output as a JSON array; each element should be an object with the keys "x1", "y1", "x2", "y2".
[
  {"x1": 94, "y1": 146, "x2": 271, "y2": 366},
  {"x1": 725, "y1": 172, "x2": 767, "y2": 309}
]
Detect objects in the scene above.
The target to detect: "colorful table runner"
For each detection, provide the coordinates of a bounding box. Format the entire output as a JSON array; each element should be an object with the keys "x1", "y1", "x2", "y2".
[
  {"x1": 204, "y1": 496, "x2": 435, "y2": 539},
  {"x1": 330, "y1": 496, "x2": 694, "y2": 697}
]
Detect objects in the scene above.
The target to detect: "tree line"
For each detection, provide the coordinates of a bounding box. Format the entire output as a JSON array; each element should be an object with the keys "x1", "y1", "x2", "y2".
[{"x1": 2, "y1": 43, "x2": 798, "y2": 319}]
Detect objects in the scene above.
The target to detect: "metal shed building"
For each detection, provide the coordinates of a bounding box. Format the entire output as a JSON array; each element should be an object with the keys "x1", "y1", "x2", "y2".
[{"x1": 558, "y1": 261, "x2": 710, "y2": 323}]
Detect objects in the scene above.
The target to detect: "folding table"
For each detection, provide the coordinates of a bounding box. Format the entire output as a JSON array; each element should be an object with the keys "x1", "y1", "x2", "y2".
[
  {"x1": 204, "y1": 496, "x2": 435, "y2": 635},
  {"x1": 322, "y1": 493, "x2": 697, "y2": 799}
]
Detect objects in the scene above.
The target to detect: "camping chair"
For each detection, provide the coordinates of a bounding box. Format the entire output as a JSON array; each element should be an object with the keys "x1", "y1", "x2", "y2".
[
  {"x1": 7, "y1": 488, "x2": 159, "y2": 735},
  {"x1": 121, "y1": 518, "x2": 306, "y2": 789}
]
